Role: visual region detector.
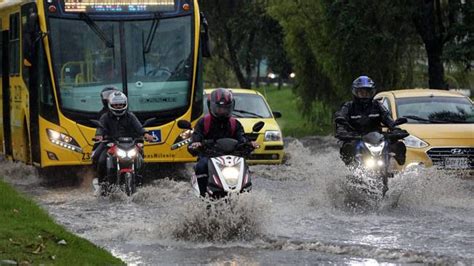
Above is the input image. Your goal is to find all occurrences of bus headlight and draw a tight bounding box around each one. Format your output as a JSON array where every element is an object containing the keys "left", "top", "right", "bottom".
[
  {"left": 46, "top": 129, "right": 82, "bottom": 153},
  {"left": 403, "top": 135, "right": 428, "bottom": 148},
  {"left": 264, "top": 130, "right": 281, "bottom": 142},
  {"left": 221, "top": 167, "right": 240, "bottom": 186}
]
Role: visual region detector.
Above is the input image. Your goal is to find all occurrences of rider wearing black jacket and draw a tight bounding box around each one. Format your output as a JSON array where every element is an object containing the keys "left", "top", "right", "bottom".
[
  {"left": 93, "top": 91, "right": 154, "bottom": 187},
  {"left": 334, "top": 76, "right": 406, "bottom": 165},
  {"left": 188, "top": 88, "right": 256, "bottom": 197}
]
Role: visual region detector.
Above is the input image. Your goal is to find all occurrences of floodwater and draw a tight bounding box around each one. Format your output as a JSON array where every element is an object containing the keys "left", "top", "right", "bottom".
[{"left": 1, "top": 138, "right": 473, "bottom": 265}]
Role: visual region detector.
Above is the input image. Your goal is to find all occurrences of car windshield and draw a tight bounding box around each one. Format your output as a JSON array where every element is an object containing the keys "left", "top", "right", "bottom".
[
  {"left": 397, "top": 96, "right": 473, "bottom": 124},
  {"left": 49, "top": 15, "right": 192, "bottom": 113},
  {"left": 204, "top": 92, "right": 273, "bottom": 118}
]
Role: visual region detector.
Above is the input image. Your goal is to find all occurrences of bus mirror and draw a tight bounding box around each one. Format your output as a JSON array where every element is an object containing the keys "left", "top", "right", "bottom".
[
  {"left": 200, "top": 12, "right": 211, "bottom": 58},
  {"left": 177, "top": 120, "right": 192, "bottom": 130}
]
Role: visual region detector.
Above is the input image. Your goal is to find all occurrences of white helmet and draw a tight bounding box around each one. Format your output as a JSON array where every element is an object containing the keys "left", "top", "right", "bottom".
[{"left": 108, "top": 91, "right": 128, "bottom": 117}]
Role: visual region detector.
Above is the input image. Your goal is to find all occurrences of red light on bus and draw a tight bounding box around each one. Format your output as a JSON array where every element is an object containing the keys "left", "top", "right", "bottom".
[
  {"left": 182, "top": 4, "right": 190, "bottom": 11},
  {"left": 48, "top": 5, "right": 57, "bottom": 13}
]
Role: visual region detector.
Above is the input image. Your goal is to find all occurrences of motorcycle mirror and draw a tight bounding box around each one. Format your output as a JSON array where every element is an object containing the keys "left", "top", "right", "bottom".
[
  {"left": 90, "top": 119, "right": 104, "bottom": 129},
  {"left": 143, "top": 117, "right": 158, "bottom": 127},
  {"left": 252, "top": 121, "right": 265, "bottom": 133},
  {"left": 394, "top": 117, "right": 408, "bottom": 126},
  {"left": 177, "top": 120, "right": 192, "bottom": 130}
]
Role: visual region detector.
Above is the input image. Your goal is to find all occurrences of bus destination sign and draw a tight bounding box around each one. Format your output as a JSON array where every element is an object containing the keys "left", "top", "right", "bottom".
[{"left": 63, "top": 0, "right": 176, "bottom": 13}]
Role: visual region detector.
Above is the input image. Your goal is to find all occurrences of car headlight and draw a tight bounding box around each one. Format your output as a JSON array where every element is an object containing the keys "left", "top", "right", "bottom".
[
  {"left": 264, "top": 130, "right": 282, "bottom": 142},
  {"left": 127, "top": 149, "right": 137, "bottom": 158},
  {"left": 116, "top": 149, "right": 127, "bottom": 158},
  {"left": 403, "top": 135, "right": 428, "bottom": 148},
  {"left": 221, "top": 167, "right": 240, "bottom": 186},
  {"left": 46, "top": 129, "right": 82, "bottom": 153}
]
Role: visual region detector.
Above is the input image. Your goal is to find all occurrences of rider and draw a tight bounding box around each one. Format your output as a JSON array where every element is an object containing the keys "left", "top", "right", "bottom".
[
  {"left": 99, "top": 86, "right": 119, "bottom": 118},
  {"left": 334, "top": 75, "right": 406, "bottom": 166},
  {"left": 93, "top": 91, "right": 154, "bottom": 192},
  {"left": 188, "top": 88, "right": 258, "bottom": 197},
  {"left": 92, "top": 86, "right": 119, "bottom": 163}
]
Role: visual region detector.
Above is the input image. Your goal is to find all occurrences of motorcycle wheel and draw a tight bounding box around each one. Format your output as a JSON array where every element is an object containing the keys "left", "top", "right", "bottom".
[{"left": 124, "top": 172, "right": 136, "bottom": 196}]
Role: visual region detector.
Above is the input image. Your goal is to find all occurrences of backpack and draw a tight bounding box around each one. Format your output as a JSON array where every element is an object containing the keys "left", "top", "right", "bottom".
[{"left": 203, "top": 114, "right": 237, "bottom": 137}]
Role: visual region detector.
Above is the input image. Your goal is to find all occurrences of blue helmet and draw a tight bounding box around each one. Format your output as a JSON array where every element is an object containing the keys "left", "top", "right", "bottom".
[{"left": 351, "top": 76, "right": 376, "bottom": 102}]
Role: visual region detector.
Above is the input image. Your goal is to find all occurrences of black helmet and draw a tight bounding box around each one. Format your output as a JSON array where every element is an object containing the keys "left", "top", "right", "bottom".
[
  {"left": 108, "top": 91, "right": 128, "bottom": 117},
  {"left": 351, "top": 76, "right": 376, "bottom": 103},
  {"left": 207, "top": 88, "right": 234, "bottom": 120},
  {"left": 100, "top": 86, "right": 119, "bottom": 108}
]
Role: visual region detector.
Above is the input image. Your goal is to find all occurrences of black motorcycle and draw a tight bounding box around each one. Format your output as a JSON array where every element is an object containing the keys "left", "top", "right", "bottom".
[{"left": 336, "top": 118, "right": 409, "bottom": 199}]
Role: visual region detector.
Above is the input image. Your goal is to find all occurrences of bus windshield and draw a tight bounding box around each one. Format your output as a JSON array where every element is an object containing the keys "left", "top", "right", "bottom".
[{"left": 49, "top": 15, "right": 193, "bottom": 113}]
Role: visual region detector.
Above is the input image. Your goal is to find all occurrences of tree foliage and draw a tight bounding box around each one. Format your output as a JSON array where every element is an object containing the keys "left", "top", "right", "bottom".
[
  {"left": 199, "top": 0, "right": 290, "bottom": 89},
  {"left": 269, "top": 0, "right": 416, "bottom": 109}
]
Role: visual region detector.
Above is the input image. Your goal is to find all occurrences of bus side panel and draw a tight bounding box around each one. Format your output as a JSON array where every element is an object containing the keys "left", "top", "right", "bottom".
[{"left": 7, "top": 10, "right": 30, "bottom": 164}]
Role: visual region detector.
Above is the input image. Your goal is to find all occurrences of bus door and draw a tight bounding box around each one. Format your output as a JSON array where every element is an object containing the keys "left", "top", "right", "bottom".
[
  {"left": 22, "top": 3, "right": 41, "bottom": 165},
  {"left": 1, "top": 30, "right": 13, "bottom": 157}
]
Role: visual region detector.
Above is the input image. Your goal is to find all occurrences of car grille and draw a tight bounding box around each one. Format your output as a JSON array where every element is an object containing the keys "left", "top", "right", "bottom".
[
  {"left": 246, "top": 133, "right": 259, "bottom": 141},
  {"left": 248, "top": 154, "right": 280, "bottom": 160},
  {"left": 426, "top": 147, "right": 474, "bottom": 169},
  {"left": 265, "top": 145, "right": 284, "bottom": 151}
]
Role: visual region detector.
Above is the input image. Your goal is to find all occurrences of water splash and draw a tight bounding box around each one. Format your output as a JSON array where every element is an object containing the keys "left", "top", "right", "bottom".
[{"left": 166, "top": 192, "right": 270, "bottom": 242}]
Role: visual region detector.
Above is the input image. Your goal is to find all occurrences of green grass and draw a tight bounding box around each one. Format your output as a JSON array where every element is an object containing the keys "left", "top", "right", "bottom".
[
  {"left": 0, "top": 180, "right": 123, "bottom": 265},
  {"left": 256, "top": 85, "right": 332, "bottom": 137}
]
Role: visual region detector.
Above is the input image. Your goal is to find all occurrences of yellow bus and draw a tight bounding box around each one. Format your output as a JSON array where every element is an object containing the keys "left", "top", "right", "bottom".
[{"left": 0, "top": 0, "right": 208, "bottom": 171}]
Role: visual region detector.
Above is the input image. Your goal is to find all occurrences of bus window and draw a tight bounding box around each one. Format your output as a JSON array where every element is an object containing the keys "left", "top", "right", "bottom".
[{"left": 9, "top": 13, "right": 20, "bottom": 75}]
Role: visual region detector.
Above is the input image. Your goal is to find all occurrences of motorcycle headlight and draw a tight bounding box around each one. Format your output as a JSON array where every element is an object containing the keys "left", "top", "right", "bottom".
[
  {"left": 365, "top": 142, "right": 385, "bottom": 155},
  {"left": 221, "top": 167, "right": 240, "bottom": 186},
  {"left": 264, "top": 130, "right": 282, "bottom": 142},
  {"left": 403, "top": 135, "right": 428, "bottom": 148},
  {"left": 364, "top": 158, "right": 376, "bottom": 168},
  {"left": 127, "top": 149, "right": 137, "bottom": 158},
  {"left": 116, "top": 149, "right": 127, "bottom": 158}
]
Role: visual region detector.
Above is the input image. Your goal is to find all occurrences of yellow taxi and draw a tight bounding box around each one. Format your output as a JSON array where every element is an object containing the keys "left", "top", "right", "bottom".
[
  {"left": 204, "top": 88, "right": 284, "bottom": 164},
  {"left": 375, "top": 89, "right": 473, "bottom": 171}
]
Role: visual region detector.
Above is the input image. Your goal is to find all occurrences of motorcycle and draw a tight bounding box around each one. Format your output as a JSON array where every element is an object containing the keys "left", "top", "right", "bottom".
[
  {"left": 172, "top": 120, "right": 265, "bottom": 199},
  {"left": 91, "top": 118, "right": 157, "bottom": 196},
  {"left": 336, "top": 117, "right": 409, "bottom": 199}
]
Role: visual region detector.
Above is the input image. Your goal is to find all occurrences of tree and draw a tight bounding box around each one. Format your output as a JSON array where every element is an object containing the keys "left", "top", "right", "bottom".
[
  {"left": 269, "top": 0, "right": 416, "bottom": 106},
  {"left": 410, "top": 0, "right": 473, "bottom": 89},
  {"left": 199, "top": 0, "right": 290, "bottom": 89}
]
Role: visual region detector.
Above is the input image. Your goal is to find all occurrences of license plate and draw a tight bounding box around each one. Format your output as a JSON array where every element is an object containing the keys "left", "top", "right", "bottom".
[
  {"left": 148, "top": 130, "right": 162, "bottom": 143},
  {"left": 444, "top": 157, "right": 470, "bottom": 169}
]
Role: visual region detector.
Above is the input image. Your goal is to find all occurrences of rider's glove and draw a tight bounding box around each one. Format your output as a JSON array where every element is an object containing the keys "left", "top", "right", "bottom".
[{"left": 189, "top": 142, "right": 202, "bottom": 150}]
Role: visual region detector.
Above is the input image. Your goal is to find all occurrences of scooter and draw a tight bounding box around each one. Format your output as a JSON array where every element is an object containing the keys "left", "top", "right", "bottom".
[
  {"left": 336, "top": 117, "right": 409, "bottom": 199},
  {"left": 172, "top": 120, "right": 265, "bottom": 199},
  {"left": 91, "top": 118, "right": 158, "bottom": 196}
]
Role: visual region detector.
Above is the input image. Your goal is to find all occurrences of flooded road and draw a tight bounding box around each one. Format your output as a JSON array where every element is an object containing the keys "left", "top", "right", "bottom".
[{"left": 2, "top": 138, "right": 473, "bottom": 264}]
